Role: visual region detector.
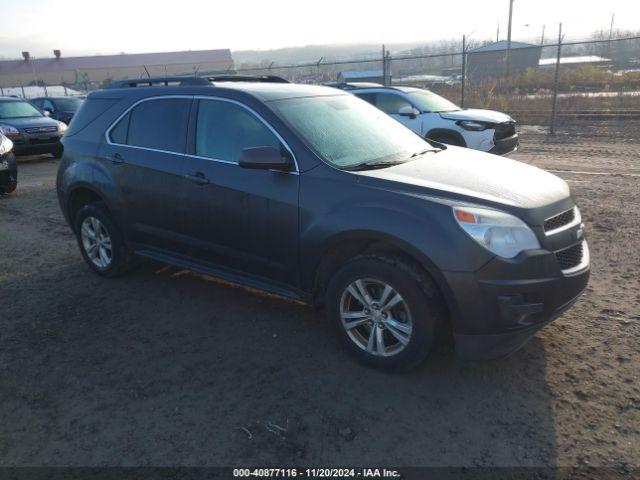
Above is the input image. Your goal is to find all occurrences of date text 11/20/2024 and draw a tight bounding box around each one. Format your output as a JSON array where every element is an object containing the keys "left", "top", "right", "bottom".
[{"left": 233, "top": 468, "right": 401, "bottom": 478}]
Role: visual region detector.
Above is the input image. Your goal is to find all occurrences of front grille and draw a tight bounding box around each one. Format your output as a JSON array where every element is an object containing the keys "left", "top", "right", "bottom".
[
  {"left": 24, "top": 126, "right": 58, "bottom": 134},
  {"left": 494, "top": 122, "right": 516, "bottom": 140},
  {"left": 555, "top": 242, "right": 584, "bottom": 271},
  {"left": 544, "top": 208, "right": 576, "bottom": 233}
]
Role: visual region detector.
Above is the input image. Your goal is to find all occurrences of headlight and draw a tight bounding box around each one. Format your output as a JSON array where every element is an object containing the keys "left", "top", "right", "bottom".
[
  {"left": 453, "top": 206, "right": 541, "bottom": 258},
  {"left": 57, "top": 121, "right": 68, "bottom": 134},
  {"left": 0, "top": 124, "right": 19, "bottom": 136},
  {"left": 457, "top": 120, "right": 490, "bottom": 131},
  {"left": 0, "top": 135, "right": 13, "bottom": 155}
]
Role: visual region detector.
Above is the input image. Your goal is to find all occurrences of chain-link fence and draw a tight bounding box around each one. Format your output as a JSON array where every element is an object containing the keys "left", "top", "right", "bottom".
[
  {"left": 235, "top": 35, "right": 640, "bottom": 131},
  {"left": 1, "top": 35, "right": 638, "bottom": 131}
]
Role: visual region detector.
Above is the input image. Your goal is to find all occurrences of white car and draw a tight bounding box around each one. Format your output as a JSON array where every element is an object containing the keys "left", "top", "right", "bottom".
[{"left": 337, "top": 84, "right": 519, "bottom": 155}]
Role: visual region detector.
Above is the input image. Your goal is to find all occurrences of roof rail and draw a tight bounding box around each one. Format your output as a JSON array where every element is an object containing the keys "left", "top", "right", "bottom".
[
  {"left": 105, "top": 76, "right": 212, "bottom": 89},
  {"left": 203, "top": 74, "right": 289, "bottom": 83},
  {"left": 105, "top": 74, "right": 289, "bottom": 89}
]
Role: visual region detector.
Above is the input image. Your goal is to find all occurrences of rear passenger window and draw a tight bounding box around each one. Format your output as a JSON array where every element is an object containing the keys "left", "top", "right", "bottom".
[
  {"left": 195, "top": 100, "right": 280, "bottom": 162},
  {"left": 125, "top": 98, "right": 190, "bottom": 152}
]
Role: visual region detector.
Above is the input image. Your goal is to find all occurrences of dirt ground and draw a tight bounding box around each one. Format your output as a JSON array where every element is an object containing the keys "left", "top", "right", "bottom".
[{"left": 0, "top": 122, "right": 638, "bottom": 474}]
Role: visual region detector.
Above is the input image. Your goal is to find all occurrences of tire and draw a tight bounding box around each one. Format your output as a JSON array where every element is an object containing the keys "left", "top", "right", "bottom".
[
  {"left": 73, "top": 201, "right": 133, "bottom": 277},
  {"left": 0, "top": 177, "right": 17, "bottom": 194},
  {"left": 427, "top": 133, "right": 464, "bottom": 147},
  {"left": 52, "top": 145, "right": 63, "bottom": 159},
  {"left": 325, "top": 254, "right": 445, "bottom": 371}
]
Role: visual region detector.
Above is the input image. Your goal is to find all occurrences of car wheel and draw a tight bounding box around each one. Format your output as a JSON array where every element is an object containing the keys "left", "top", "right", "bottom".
[
  {"left": 0, "top": 176, "right": 17, "bottom": 194},
  {"left": 428, "top": 133, "right": 463, "bottom": 147},
  {"left": 74, "top": 202, "right": 133, "bottom": 277},
  {"left": 325, "top": 254, "right": 445, "bottom": 371}
]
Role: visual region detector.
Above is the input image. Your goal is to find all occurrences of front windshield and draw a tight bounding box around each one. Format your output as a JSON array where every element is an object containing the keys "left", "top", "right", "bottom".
[
  {"left": 55, "top": 98, "right": 83, "bottom": 111},
  {"left": 269, "top": 94, "right": 434, "bottom": 169},
  {"left": 0, "top": 100, "right": 43, "bottom": 119},
  {"left": 407, "top": 90, "right": 459, "bottom": 113}
]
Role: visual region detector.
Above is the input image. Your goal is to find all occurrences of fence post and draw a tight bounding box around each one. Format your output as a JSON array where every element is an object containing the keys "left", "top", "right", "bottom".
[
  {"left": 385, "top": 51, "right": 391, "bottom": 86},
  {"left": 21, "top": 84, "right": 25, "bottom": 98},
  {"left": 549, "top": 22, "right": 563, "bottom": 135},
  {"left": 381, "top": 45, "right": 386, "bottom": 86},
  {"left": 0, "top": 86, "right": 3, "bottom": 96},
  {"left": 461, "top": 35, "right": 467, "bottom": 108}
]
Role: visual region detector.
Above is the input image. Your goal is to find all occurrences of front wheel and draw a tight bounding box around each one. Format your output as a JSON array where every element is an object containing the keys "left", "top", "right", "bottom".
[{"left": 325, "top": 254, "right": 446, "bottom": 370}]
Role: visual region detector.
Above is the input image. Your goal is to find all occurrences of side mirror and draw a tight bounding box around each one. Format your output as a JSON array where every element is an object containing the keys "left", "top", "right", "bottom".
[
  {"left": 42, "top": 109, "right": 51, "bottom": 117},
  {"left": 239, "top": 146, "right": 291, "bottom": 171},
  {"left": 398, "top": 106, "right": 418, "bottom": 118}
]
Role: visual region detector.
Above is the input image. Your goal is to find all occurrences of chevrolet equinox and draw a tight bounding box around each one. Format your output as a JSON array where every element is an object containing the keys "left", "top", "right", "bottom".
[{"left": 56, "top": 75, "right": 590, "bottom": 370}]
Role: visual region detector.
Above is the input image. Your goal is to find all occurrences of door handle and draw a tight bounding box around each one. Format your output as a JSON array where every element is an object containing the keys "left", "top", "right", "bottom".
[
  {"left": 110, "top": 152, "right": 124, "bottom": 164},
  {"left": 184, "top": 172, "right": 210, "bottom": 185}
]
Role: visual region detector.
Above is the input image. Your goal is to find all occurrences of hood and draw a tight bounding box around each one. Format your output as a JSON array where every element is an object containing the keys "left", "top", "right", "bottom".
[
  {"left": 0, "top": 116, "right": 60, "bottom": 129},
  {"left": 356, "top": 146, "right": 570, "bottom": 210},
  {"left": 439, "top": 109, "right": 513, "bottom": 124}
]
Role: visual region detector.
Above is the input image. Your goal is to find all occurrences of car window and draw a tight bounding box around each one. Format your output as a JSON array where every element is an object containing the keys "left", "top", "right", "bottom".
[
  {"left": 0, "top": 100, "right": 43, "bottom": 119},
  {"left": 196, "top": 99, "right": 280, "bottom": 162},
  {"left": 374, "top": 93, "right": 413, "bottom": 115},
  {"left": 354, "top": 92, "right": 375, "bottom": 105},
  {"left": 126, "top": 98, "right": 190, "bottom": 152},
  {"left": 32, "top": 99, "right": 43, "bottom": 108},
  {"left": 109, "top": 112, "right": 130, "bottom": 144},
  {"left": 43, "top": 99, "right": 56, "bottom": 111}
]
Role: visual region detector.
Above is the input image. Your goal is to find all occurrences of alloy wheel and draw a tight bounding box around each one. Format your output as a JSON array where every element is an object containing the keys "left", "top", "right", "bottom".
[
  {"left": 339, "top": 278, "right": 413, "bottom": 357},
  {"left": 80, "top": 216, "right": 113, "bottom": 269}
]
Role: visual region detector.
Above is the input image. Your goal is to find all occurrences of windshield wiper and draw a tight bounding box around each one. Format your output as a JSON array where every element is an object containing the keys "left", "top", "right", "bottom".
[
  {"left": 409, "top": 148, "right": 438, "bottom": 158},
  {"left": 343, "top": 160, "right": 406, "bottom": 171}
]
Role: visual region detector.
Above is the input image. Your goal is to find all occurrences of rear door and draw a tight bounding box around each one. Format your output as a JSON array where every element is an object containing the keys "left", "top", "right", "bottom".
[
  {"left": 180, "top": 97, "right": 299, "bottom": 286},
  {"left": 99, "top": 96, "right": 192, "bottom": 252}
]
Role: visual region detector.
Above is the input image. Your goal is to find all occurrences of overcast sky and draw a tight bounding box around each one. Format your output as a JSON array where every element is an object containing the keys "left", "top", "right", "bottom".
[{"left": 0, "top": 0, "right": 638, "bottom": 58}]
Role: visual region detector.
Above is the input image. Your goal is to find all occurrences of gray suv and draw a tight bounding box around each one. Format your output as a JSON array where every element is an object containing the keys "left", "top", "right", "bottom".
[{"left": 56, "top": 76, "right": 589, "bottom": 370}]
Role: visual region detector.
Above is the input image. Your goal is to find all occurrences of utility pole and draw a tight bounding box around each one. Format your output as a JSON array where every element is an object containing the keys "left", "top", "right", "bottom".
[
  {"left": 316, "top": 57, "right": 323, "bottom": 84},
  {"left": 609, "top": 13, "right": 615, "bottom": 40},
  {"left": 540, "top": 24, "right": 546, "bottom": 45},
  {"left": 496, "top": 22, "right": 500, "bottom": 42},
  {"left": 461, "top": 35, "right": 467, "bottom": 107},
  {"left": 505, "top": 0, "right": 514, "bottom": 77},
  {"left": 549, "top": 22, "right": 563, "bottom": 135}
]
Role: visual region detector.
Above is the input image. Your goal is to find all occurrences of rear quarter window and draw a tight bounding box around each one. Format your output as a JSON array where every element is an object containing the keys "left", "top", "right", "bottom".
[{"left": 65, "top": 97, "right": 119, "bottom": 137}]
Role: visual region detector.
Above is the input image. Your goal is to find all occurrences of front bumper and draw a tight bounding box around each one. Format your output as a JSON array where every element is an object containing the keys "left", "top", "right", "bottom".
[
  {"left": 0, "top": 151, "right": 18, "bottom": 189},
  {"left": 443, "top": 246, "right": 590, "bottom": 360},
  {"left": 11, "top": 132, "right": 62, "bottom": 156},
  {"left": 490, "top": 133, "right": 519, "bottom": 155}
]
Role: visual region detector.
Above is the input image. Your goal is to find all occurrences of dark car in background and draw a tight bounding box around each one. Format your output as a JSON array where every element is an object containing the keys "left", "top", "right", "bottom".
[
  {"left": 31, "top": 96, "right": 84, "bottom": 125},
  {"left": 0, "top": 133, "right": 17, "bottom": 194},
  {"left": 56, "top": 76, "right": 589, "bottom": 370},
  {"left": 0, "top": 97, "right": 67, "bottom": 157}
]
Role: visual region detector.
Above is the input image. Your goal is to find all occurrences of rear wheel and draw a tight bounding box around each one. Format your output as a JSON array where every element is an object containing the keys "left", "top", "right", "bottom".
[
  {"left": 74, "top": 202, "right": 133, "bottom": 277},
  {"left": 325, "top": 254, "right": 445, "bottom": 370}
]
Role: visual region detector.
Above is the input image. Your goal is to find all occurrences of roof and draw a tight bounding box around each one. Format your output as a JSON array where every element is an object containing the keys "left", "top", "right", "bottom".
[
  {"left": 539, "top": 55, "right": 611, "bottom": 66},
  {"left": 470, "top": 40, "right": 540, "bottom": 53},
  {"left": 338, "top": 69, "right": 384, "bottom": 80},
  {"left": 0, "top": 49, "right": 232, "bottom": 75},
  {"left": 0, "top": 85, "right": 82, "bottom": 99}
]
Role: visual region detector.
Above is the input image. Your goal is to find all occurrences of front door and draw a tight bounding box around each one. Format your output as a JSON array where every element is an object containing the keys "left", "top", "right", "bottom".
[{"left": 180, "top": 98, "right": 299, "bottom": 286}]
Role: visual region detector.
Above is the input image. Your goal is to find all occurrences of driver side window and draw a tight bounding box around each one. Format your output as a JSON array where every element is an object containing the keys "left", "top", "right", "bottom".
[
  {"left": 374, "top": 93, "right": 412, "bottom": 115},
  {"left": 195, "top": 100, "right": 281, "bottom": 163}
]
